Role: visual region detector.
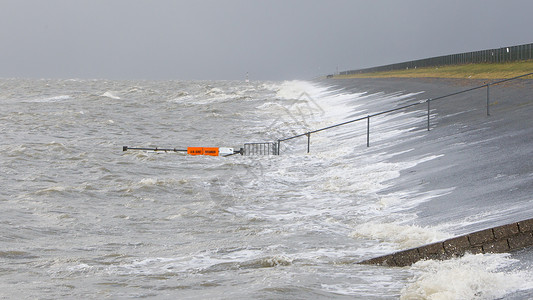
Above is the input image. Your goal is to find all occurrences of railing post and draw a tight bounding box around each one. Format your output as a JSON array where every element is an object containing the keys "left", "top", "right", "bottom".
[
  {"left": 307, "top": 132, "right": 311, "bottom": 153},
  {"left": 427, "top": 99, "right": 431, "bottom": 131},
  {"left": 272, "top": 71, "right": 530, "bottom": 155},
  {"left": 486, "top": 84, "right": 490, "bottom": 116},
  {"left": 367, "top": 116, "right": 370, "bottom": 147}
]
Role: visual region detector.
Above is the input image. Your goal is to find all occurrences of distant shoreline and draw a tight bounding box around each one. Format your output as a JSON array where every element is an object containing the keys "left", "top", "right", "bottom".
[{"left": 332, "top": 60, "right": 533, "bottom": 80}]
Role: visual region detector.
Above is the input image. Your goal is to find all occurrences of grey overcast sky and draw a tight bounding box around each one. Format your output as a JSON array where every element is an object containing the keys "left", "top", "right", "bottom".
[{"left": 1, "top": 0, "right": 532, "bottom": 80}]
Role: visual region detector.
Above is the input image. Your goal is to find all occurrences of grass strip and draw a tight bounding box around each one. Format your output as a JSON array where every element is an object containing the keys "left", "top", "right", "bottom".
[{"left": 333, "top": 60, "right": 533, "bottom": 80}]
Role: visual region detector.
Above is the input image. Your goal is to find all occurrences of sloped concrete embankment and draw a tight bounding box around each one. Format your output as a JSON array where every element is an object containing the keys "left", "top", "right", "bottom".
[{"left": 359, "top": 218, "right": 533, "bottom": 267}]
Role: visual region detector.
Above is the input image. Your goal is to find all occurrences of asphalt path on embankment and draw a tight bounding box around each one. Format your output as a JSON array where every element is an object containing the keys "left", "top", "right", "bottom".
[{"left": 320, "top": 77, "right": 533, "bottom": 236}]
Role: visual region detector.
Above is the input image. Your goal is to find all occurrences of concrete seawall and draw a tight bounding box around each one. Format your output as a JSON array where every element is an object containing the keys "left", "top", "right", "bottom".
[
  {"left": 359, "top": 218, "right": 533, "bottom": 267},
  {"left": 316, "top": 77, "right": 533, "bottom": 268}
]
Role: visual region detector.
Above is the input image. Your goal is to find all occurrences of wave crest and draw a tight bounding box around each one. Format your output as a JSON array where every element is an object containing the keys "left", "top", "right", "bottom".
[{"left": 401, "top": 253, "right": 533, "bottom": 299}]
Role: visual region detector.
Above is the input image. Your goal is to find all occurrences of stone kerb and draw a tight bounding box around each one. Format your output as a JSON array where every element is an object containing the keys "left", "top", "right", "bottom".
[{"left": 359, "top": 218, "right": 533, "bottom": 267}]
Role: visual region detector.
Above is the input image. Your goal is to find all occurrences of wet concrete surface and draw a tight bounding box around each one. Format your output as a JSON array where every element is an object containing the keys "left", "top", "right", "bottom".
[{"left": 320, "top": 77, "right": 533, "bottom": 235}]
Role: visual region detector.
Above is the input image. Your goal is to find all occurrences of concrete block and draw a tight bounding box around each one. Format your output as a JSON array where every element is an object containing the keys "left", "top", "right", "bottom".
[
  {"left": 359, "top": 254, "right": 395, "bottom": 266},
  {"left": 508, "top": 232, "right": 533, "bottom": 250},
  {"left": 493, "top": 223, "right": 520, "bottom": 239},
  {"left": 393, "top": 248, "right": 420, "bottom": 267},
  {"left": 468, "top": 228, "right": 495, "bottom": 245},
  {"left": 358, "top": 219, "right": 533, "bottom": 268},
  {"left": 418, "top": 242, "right": 446, "bottom": 260},
  {"left": 518, "top": 219, "right": 533, "bottom": 233},
  {"left": 443, "top": 236, "right": 470, "bottom": 256},
  {"left": 482, "top": 239, "right": 510, "bottom": 253},
  {"left": 467, "top": 246, "right": 484, "bottom": 254}
]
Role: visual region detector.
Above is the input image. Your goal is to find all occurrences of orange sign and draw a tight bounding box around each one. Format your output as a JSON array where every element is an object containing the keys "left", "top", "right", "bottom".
[
  {"left": 187, "top": 147, "right": 204, "bottom": 155},
  {"left": 203, "top": 147, "right": 219, "bottom": 156},
  {"left": 187, "top": 147, "right": 220, "bottom": 156}
]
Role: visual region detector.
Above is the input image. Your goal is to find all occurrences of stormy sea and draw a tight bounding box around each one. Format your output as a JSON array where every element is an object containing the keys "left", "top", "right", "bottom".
[{"left": 1, "top": 77, "right": 532, "bottom": 299}]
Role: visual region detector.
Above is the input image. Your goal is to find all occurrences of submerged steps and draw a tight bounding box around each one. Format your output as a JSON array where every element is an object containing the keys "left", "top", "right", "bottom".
[{"left": 359, "top": 218, "right": 533, "bottom": 267}]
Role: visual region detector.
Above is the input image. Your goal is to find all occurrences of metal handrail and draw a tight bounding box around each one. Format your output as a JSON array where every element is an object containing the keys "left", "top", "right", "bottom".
[{"left": 276, "top": 72, "right": 533, "bottom": 155}]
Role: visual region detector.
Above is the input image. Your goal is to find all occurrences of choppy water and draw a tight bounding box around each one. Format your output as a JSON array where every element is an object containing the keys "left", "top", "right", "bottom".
[{"left": 1, "top": 78, "right": 532, "bottom": 299}]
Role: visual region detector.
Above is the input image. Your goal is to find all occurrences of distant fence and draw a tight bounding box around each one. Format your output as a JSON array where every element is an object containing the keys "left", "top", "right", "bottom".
[{"left": 340, "top": 42, "right": 533, "bottom": 75}]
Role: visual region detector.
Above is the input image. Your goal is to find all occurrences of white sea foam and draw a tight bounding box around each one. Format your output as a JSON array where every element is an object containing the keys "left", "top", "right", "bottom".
[
  {"left": 401, "top": 253, "right": 533, "bottom": 300},
  {"left": 101, "top": 91, "right": 121, "bottom": 99},
  {"left": 33, "top": 185, "right": 68, "bottom": 195},
  {"left": 100, "top": 247, "right": 294, "bottom": 277},
  {"left": 275, "top": 80, "right": 317, "bottom": 100},
  {"left": 25, "top": 95, "right": 71, "bottom": 103},
  {"left": 131, "top": 177, "right": 191, "bottom": 189},
  {"left": 351, "top": 222, "right": 452, "bottom": 250}
]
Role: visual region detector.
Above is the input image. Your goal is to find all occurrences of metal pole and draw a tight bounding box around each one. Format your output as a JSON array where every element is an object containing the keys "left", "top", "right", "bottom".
[
  {"left": 487, "top": 84, "right": 490, "bottom": 116},
  {"left": 307, "top": 133, "right": 310, "bottom": 153},
  {"left": 427, "top": 99, "right": 431, "bottom": 131},
  {"left": 367, "top": 116, "right": 370, "bottom": 147}
]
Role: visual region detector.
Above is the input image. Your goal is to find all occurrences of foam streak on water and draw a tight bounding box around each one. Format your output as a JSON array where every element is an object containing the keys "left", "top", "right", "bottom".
[{"left": 0, "top": 78, "right": 531, "bottom": 299}]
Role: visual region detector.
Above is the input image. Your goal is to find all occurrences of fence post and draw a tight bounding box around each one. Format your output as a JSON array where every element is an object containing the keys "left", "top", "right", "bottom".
[
  {"left": 367, "top": 116, "right": 370, "bottom": 147},
  {"left": 307, "top": 133, "right": 311, "bottom": 153},
  {"left": 277, "top": 140, "right": 281, "bottom": 155},
  {"left": 487, "top": 84, "right": 490, "bottom": 116},
  {"left": 427, "top": 99, "right": 431, "bottom": 131}
]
